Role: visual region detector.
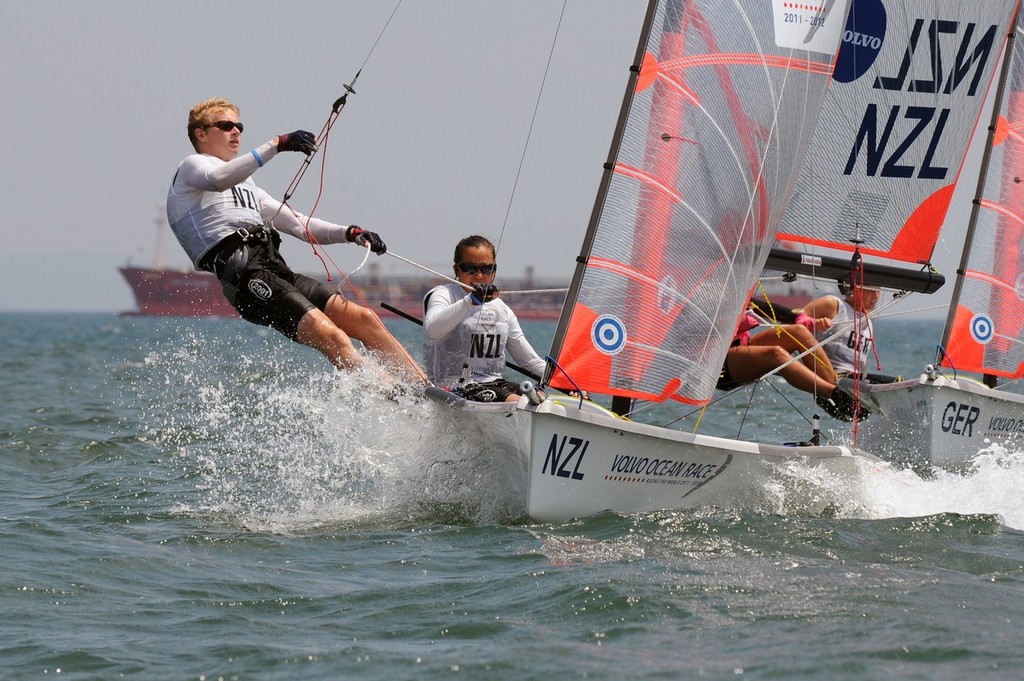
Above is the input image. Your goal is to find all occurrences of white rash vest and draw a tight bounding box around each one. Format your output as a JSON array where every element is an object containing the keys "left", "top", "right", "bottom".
[
  {"left": 166, "top": 141, "right": 349, "bottom": 268},
  {"left": 422, "top": 282, "right": 547, "bottom": 387}
]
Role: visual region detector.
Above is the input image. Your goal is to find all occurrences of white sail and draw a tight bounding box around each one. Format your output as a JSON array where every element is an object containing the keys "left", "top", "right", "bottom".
[
  {"left": 849, "top": 6, "right": 1024, "bottom": 473},
  {"left": 778, "top": 0, "right": 1019, "bottom": 265},
  {"left": 547, "top": 0, "right": 850, "bottom": 405}
]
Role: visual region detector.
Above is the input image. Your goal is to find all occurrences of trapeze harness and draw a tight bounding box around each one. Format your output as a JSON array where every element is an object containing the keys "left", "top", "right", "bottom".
[{"left": 167, "top": 149, "right": 349, "bottom": 338}]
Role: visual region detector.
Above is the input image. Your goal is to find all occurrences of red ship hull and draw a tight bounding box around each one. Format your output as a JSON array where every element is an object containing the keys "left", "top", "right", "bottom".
[
  {"left": 119, "top": 266, "right": 816, "bottom": 321},
  {"left": 118, "top": 267, "right": 567, "bottom": 320},
  {"left": 119, "top": 267, "right": 238, "bottom": 317}
]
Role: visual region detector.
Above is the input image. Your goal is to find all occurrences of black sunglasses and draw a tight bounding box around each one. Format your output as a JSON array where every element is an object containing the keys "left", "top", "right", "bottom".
[
  {"left": 206, "top": 120, "right": 244, "bottom": 133},
  {"left": 456, "top": 263, "right": 496, "bottom": 275}
]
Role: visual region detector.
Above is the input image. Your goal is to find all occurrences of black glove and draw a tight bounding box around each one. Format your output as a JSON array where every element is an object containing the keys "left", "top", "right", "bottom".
[
  {"left": 346, "top": 225, "right": 387, "bottom": 255},
  {"left": 471, "top": 283, "right": 498, "bottom": 305},
  {"left": 277, "top": 130, "right": 318, "bottom": 155}
]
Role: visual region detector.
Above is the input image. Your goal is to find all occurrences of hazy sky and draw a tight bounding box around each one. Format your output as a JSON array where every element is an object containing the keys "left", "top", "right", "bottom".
[
  {"left": 0, "top": 0, "right": 972, "bottom": 316},
  {"left": 1, "top": 0, "right": 649, "bottom": 312}
]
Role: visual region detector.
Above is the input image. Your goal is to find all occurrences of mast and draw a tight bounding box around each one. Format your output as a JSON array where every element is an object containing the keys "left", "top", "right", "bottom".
[
  {"left": 544, "top": 0, "right": 660, "bottom": 415},
  {"left": 938, "top": 6, "right": 1021, "bottom": 386}
]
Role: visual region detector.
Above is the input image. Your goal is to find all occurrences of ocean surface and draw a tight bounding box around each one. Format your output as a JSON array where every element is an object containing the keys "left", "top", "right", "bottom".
[{"left": 2, "top": 312, "right": 1023, "bottom": 680}]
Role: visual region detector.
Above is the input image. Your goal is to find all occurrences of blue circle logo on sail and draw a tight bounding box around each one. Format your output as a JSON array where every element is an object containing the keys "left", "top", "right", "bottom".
[
  {"left": 833, "top": 0, "right": 887, "bottom": 84},
  {"left": 592, "top": 314, "right": 626, "bottom": 355},
  {"left": 1015, "top": 273, "right": 1024, "bottom": 300},
  {"left": 970, "top": 313, "right": 994, "bottom": 345}
]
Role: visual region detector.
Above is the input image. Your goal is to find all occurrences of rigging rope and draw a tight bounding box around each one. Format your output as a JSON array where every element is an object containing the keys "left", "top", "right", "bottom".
[
  {"left": 387, "top": 250, "right": 569, "bottom": 296},
  {"left": 265, "top": 1, "right": 404, "bottom": 304},
  {"left": 492, "top": 0, "right": 570, "bottom": 260}
]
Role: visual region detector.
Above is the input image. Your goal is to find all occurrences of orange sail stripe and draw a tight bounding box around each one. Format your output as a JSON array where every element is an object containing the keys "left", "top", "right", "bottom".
[
  {"left": 994, "top": 114, "right": 1011, "bottom": 146},
  {"left": 548, "top": 304, "right": 707, "bottom": 406},
  {"left": 979, "top": 198, "right": 1024, "bottom": 232},
  {"left": 943, "top": 304, "right": 988, "bottom": 372},
  {"left": 887, "top": 185, "right": 956, "bottom": 261},
  {"left": 619, "top": 14, "right": 694, "bottom": 391},
  {"left": 962, "top": 267, "right": 1021, "bottom": 293},
  {"left": 614, "top": 163, "right": 684, "bottom": 203},
  {"left": 636, "top": 51, "right": 660, "bottom": 92},
  {"left": 658, "top": 53, "right": 835, "bottom": 76}
]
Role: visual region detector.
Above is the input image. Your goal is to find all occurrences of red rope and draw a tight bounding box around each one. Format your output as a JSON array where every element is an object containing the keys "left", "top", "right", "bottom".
[
  {"left": 280, "top": 103, "right": 375, "bottom": 313},
  {"left": 849, "top": 252, "right": 867, "bottom": 441}
]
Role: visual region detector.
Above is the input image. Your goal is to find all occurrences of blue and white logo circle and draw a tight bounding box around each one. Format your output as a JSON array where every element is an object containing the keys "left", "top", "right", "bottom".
[
  {"left": 970, "top": 313, "right": 994, "bottom": 345},
  {"left": 592, "top": 314, "right": 626, "bottom": 355},
  {"left": 1015, "top": 273, "right": 1024, "bottom": 300}
]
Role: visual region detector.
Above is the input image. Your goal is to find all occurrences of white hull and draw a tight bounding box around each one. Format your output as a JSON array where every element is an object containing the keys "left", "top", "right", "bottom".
[
  {"left": 858, "top": 375, "right": 1024, "bottom": 472},
  {"left": 425, "top": 387, "right": 881, "bottom": 522}
]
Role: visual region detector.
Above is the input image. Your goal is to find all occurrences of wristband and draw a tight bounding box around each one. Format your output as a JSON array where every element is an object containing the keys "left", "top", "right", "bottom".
[{"left": 251, "top": 149, "right": 264, "bottom": 167}]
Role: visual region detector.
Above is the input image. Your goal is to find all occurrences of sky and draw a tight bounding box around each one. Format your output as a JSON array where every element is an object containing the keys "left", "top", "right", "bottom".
[
  {"left": 0, "top": 0, "right": 974, "bottom": 317},
  {"left": 0, "top": 0, "right": 647, "bottom": 313}
]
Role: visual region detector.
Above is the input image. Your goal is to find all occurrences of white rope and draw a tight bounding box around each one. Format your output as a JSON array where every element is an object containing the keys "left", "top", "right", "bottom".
[
  {"left": 386, "top": 251, "right": 464, "bottom": 288},
  {"left": 501, "top": 288, "right": 568, "bottom": 295},
  {"left": 346, "top": 242, "right": 373, "bottom": 276},
  {"left": 385, "top": 251, "right": 568, "bottom": 297}
]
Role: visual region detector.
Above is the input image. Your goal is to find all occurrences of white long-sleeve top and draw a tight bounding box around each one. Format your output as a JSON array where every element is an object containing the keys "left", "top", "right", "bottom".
[
  {"left": 423, "top": 282, "right": 547, "bottom": 387},
  {"left": 166, "top": 141, "right": 349, "bottom": 267}
]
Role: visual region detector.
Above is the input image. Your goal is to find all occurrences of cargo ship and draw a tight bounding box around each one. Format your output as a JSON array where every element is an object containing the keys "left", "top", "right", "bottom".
[
  {"left": 119, "top": 266, "right": 238, "bottom": 317},
  {"left": 118, "top": 262, "right": 569, "bottom": 320},
  {"left": 121, "top": 210, "right": 572, "bottom": 318},
  {"left": 118, "top": 263, "right": 819, "bottom": 321},
  {"left": 120, "top": 213, "right": 813, "bottom": 320}
]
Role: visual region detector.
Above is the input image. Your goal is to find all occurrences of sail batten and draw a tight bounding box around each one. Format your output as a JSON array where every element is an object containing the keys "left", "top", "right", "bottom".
[{"left": 546, "top": 0, "right": 852, "bottom": 404}]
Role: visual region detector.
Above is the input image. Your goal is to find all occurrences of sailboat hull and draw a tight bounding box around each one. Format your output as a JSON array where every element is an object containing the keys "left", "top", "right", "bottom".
[
  {"left": 426, "top": 387, "right": 880, "bottom": 522},
  {"left": 858, "top": 376, "right": 1024, "bottom": 472}
]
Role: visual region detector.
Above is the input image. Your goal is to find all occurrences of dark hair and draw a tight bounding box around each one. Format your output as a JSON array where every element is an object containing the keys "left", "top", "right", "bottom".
[{"left": 454, "top": 235, "right": 496, "bottom": 263}]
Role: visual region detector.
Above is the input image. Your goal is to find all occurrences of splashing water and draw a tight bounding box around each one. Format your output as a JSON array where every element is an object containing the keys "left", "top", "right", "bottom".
[
  {"left": 136, "top": 329, "right": 528, "bottom": 531},
  {"left": 760, "top": 444, "right": 1024, "bottom": 530},
  {"left": 135, "top": 329, "right": 1024, "bottom": 532},
  {"left": 851, "top": 444, "right": 1024, "bottom": 529}
]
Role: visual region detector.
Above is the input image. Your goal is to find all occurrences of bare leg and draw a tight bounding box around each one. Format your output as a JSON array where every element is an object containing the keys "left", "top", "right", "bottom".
[
  {"left": 749, "top": 325, "right": 836, "bottom": 385},
  {"left": 323, "top": 294, "right": 428, "bottom": 382},
  {"left": 725, "top": 345, "right": 835, "bottom": 397},
  {"left": 295, "top": 308, "right": 364, "bottom": 370}
]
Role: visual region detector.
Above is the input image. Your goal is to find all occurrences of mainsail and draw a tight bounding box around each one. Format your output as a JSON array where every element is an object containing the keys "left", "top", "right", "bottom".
[
  {"left": 942, "top": 9, "right": 1024, "bottom": 379},
  {"left": 546, "top": 0, "right": 850, "bottom": 405},
  {"left": 777, "top": 0, "right": 1019, "bottom": 265}
]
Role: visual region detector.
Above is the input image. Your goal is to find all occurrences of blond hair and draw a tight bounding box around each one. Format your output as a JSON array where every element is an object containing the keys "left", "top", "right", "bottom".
[{"left": 187, "top": 98, "right": 239, "bottom": 150}]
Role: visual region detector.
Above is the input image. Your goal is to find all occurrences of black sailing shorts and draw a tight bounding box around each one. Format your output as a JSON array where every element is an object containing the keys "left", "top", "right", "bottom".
[{"left": 219, "top": 238, "right": 335, "bottom": 340}]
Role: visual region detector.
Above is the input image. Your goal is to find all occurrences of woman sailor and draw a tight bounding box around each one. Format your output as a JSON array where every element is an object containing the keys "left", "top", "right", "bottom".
[{"left": 423, "top": 235, "right": 546, "bottom": 402}]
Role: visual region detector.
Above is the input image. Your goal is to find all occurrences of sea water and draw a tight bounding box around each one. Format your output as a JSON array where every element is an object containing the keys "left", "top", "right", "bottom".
[{"left": 1, "top": 312, "right": 1022, "bottom": 679}]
